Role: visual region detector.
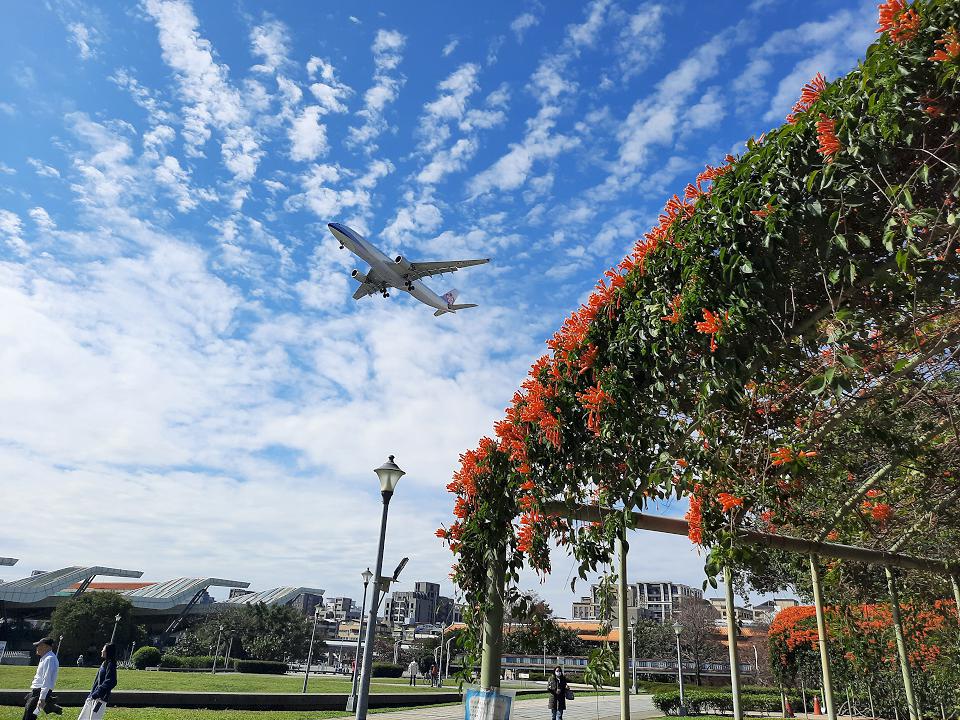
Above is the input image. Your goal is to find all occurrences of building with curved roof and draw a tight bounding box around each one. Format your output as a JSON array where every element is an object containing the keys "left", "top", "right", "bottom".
[{"left": 0, "top": 566, "right": 143, "bottom": 606}]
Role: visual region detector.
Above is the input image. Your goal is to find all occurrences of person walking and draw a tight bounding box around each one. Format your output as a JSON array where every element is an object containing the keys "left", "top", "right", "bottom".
[
  {"left": 546, "top": 666, "right": 569, "bottom": 720},
  {"left": 78, "top": 643, "right": 117, "bottom": 720},
  {"left": 23, "top": 637, "right": 62, "bottom": 718},
  {"left": 76, "top": 655, "right": 84, "bottom": 668},
  {"left": 407, "top": 659, "right": 419, "bottom": 686},
  {"left": 429, "top": 663, "right": 438, "bottom": 687}
]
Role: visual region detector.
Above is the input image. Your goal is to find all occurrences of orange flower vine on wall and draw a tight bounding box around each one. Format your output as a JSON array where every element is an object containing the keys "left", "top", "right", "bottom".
[
  {"left": 877, "top": 0, "right": 920, "bottom": 43},
  {"left": 718, "top": 493, "right": 744, "bottom": 513},
  {"left": 930, "top": 27, "right": 960, "bottom": 62},
  {"left": 577, "top": 383, "right": 615, "bottom": 436},
  {"left": 787, "top": 72, "right": 828, "bottom": 123}
]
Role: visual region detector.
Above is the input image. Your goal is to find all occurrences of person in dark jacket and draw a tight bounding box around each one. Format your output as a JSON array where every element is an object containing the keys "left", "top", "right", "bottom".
[
  {"left": 79, "top": 644, "right": 117, "bottom": 719},
  {"left": 546, "top": 666, "right": 569, "bottom": 720}
]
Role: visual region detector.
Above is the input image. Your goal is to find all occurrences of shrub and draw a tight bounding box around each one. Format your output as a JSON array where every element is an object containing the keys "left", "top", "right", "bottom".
[
  {"left": 234, "top": 659, "right": 288, "bottom": 674},
  {"left": 371, "top": 662, "right": 404, "bottom": 678},
  {"left": 182, "top": 655, "right": 216, "bottom": 669},
  {"left": 131, "top": 646, "right": 161, "bottom": 669},
  {"left": 653, "top": 688, "right": 793, "bottom": 715},
  {"left": 159, "top": 654, "right": 183, "bottom": 668}
]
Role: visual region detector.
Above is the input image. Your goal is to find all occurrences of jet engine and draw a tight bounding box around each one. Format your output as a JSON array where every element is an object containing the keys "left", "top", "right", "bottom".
[
  {"left": 394, "top": 255, "right": 412, "bottom": 272},
  {"left": 351, "top": 269, "right": 368, "bottom": 283}
]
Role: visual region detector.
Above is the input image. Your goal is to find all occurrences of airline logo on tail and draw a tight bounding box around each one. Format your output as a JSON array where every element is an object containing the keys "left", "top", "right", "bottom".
[{"left": 442, "top": 289, "right": 460, "bottom": 306}]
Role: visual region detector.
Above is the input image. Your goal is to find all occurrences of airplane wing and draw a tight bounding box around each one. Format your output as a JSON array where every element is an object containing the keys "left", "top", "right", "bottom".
[
  {"left": 406, "top": 258, "right": 490, "bottom": 281},
  {"left": 352, "top": 282, "right": 379, "bottom": 300}
]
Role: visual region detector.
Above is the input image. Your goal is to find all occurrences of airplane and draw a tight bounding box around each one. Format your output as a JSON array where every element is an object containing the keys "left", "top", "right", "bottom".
[{"left": 327, "top": 222, "right": 490, "bottom": 316}]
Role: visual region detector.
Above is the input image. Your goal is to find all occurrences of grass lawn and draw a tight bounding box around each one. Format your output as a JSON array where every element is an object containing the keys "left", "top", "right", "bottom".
[{"left": 0, "top": 667, "right": 455, "bottom": 694}]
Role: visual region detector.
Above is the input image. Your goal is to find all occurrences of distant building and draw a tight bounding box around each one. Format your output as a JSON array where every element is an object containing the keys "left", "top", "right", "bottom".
[
  {"left": 288, "top": 591, "right": 324, "bottom": 617},
  {"left": 324, "top": 596, "right": 361, "bottom": 622},
  {"left": 571, "top": 580, "right": 703, "bottom": 623},
  {"left": 229, "top": 588, "right": 254, "bottom": 599},
  {"left": 707, "top": 597, "right": 798, "bottom": 625},
  {"left": 384, "top": 582, "right": 461, "bottom": 627}
]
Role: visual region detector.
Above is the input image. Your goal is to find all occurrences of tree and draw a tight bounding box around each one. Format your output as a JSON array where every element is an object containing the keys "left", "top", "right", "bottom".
[
  {"left": 175, "top": 604, "right": 313, "bottom": 662},
  {"left": 629, "top": 618, "right": 674, "bottom": 660},
  {"left": 673, "top": 597, "right": 724, "bottom": 686},
  {"left": 50, "top": 593, "right": 139, "bottom": 662},
  {"left": 502, "top": 616, "right": 586, "bottom": 657}
]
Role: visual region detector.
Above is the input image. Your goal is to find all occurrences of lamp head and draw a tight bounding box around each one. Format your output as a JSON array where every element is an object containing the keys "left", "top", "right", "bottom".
[
  {"left": 374, "top": 455, "right": 405, "bottom": 493},
  {"left": 361, "top": 568, "right": 374, "bottom": 584},
  {"left": 672, "top": 621, "right": 683, "bottom": 636},
  {"left": 115, "top": 614, "right": 121, "bottom": 622}
]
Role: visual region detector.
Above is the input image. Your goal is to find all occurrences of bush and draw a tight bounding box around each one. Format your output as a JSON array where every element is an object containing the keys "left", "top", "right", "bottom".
[
  {"left": 652, "top": 689, "right": 794, "bottom": 715},
  {"left": 234, "top": 659, "right": 288, "bottom": 674},
  {"left": 131, "top": 646, "right": 161, "bottom": 669},
  {"left": 371, "top": 662, "right": 404, "bottom": 678},
  {"left": 159, "top": 654, "right": 183, "bottom": 668}
]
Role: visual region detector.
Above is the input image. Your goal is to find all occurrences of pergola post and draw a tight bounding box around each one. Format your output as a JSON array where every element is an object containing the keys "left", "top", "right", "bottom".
[
  {"left": 479, "top": 542, "right": 506, "bottom": 690},
  {"left": 950, "top": 574, "right": 960, "bottom": 620},
  {"left": 723, "top": 566, "right": 743, "bottom": 720},
  {"left": 885, "top": 566, "right": 920, "bottom": 720},
  {"left": 615, "top": 532, "right": 630, "bottom": 720},
  {"left": 808, "top": 556, "right": 837, "bottom": 720}
]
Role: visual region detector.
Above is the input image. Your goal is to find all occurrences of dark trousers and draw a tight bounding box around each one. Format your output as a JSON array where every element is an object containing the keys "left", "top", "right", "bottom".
[{"left": 22, "top": 688, "right": 59, "bottom": 719}]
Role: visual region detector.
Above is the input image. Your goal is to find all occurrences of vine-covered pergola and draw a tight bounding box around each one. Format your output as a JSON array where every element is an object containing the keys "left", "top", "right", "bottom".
[{"left": 439, "top": 2, "right": 960, "bottom": 719}]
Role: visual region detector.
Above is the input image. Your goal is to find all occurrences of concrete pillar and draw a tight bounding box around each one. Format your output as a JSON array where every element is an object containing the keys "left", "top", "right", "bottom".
[{"left": 479, "top": 543, "right": 506, "bottom": 690}]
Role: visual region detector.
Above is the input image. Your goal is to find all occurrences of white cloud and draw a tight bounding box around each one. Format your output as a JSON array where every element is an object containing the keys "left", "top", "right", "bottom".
[
  {"left": 0, "top": 102, "right": 14, "bottom": 116},
  {"left": 288, "top": 106, "right": 329, "bottom": 162},
  {"left": 0, "top": 209, "right": 27, "bottom": 254},
  {"left": 467, "top": 105, "right": 578, "bottom": 197},
  {"left": 250, "top": 19, "right": 290, "bottom": 74},
  {"left": 347, "top": 29, "right": 407, "bottom": 151},
  {"left": 684, "top": 86, "right": 725, "bottom": 131},
  {"left": 27, "top": 158, "right": 61, "bottom": 178},
  {"left": 614, "top": 4, "right": 666, "bottom": 81},
  {"left": 442, "top": 39, "right": 459, "bottom": 57},
  {"left": 382, "top": 200, "right": 443, "bottom": 246},
  {"left": 110, "top": 69, "right": 174, "bottom": 123},
  {"left": 0, "top": 162, "right": 15, "bottom": 175},
  {"left": 67, "top": 22, "right": 99, "bottom": 60},
  {"left": 510, "top": 12, "right": 539, "bottom": 43},
  {"left": 29, "top": 207, "right": 56, "bottom": 231},
  {"left": 306, "top": 58, "right": 353, "bottom": 114},
  {"left": 348, "top": 15, "right": 361, "bottom": 25},
  {"left": 143, "top": 0, "right": 262, "bottom": 191}
]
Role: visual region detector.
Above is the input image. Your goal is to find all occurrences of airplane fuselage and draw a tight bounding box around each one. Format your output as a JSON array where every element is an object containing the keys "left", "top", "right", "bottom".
[{"left": 327, "top": 223, "right": 460, "bottom": 313}]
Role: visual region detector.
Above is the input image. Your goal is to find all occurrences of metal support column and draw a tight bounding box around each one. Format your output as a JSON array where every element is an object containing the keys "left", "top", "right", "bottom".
[
  {"left": 808, "top": 556, "right": 837, "bottom": 720},
  {"left": 616, "top": 533, "right": 630, "bottom": 720},
  {"left": 885, "top": 567, "right": 920, "bottom": 720},
  {"left": 723, "top": 566, "right": 743, "bottom": 720},
  {"left": 479, "top": 542, "right": 506, "bottom": 690},
  {"left": 951, "top": 574, "right": 960, "bottom": 620}
]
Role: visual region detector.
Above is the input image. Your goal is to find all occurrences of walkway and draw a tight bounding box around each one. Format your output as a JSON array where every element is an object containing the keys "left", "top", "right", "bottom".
[{"left": 372, "top": 692, "right": 660, "bottom": 720}]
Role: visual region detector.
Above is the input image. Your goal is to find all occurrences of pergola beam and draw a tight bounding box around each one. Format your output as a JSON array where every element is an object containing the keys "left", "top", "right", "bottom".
[{"left": 540, "top": 502, "right": 959, "bottom": 576}]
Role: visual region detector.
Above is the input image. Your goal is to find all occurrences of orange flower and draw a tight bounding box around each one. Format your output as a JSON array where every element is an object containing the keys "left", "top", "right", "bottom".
[
  {"left": 435, "top": 528, "right": 448, "bottom": 539},
  {"left": 877, "top": 0, "right": 920, "bottom": 43},
  {"left": 718, "top": 493, "right": 744, "bottom": 512},
  {"left": 751, "top": 202, "right": 774, "bottom": 219},
  {"left": 871, "top": 502, "right": 894, "bottom": 524},
  {"left": 661, "top": 294, "right": 683, "bottom": 324},
  {"left": 577, "top": 383, "right": 615, "bottom": 436},
  {"left": 930, "top": 27, "right": 960, "bottom": 62},
  {"left": 786, "top": 72, "right": 827, "bottom": 123},
  {"left": 685, "top": 492, "right": 704, "bottom": 545},
  {"left": 676, "top": 458, "right": 688, "bottom": 468},
  {"left": 695, "top": 308, "right": 728, "bottom": 352},
  {"left": 816, "top": 114, "right": 842, "bottom": 161}
]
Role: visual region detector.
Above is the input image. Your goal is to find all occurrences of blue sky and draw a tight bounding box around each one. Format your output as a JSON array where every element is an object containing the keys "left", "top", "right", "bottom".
[{"left": 0, "top": 0, "right": 877, "bottom": 613}]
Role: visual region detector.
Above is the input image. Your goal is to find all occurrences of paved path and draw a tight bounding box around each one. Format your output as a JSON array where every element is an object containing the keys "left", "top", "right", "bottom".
[{"left": 371, "top": 693, "right": 660, "bottom": 720}]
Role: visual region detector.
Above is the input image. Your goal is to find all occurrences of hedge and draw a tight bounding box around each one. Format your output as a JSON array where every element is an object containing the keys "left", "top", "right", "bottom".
[
  {"left": 159, "top": 654, "right": 216, "bottom": 669},
  {"left": 234, "top": 659, "right": 288, "bottom": 674},
  {"left": 372, "top": 662, "right": 404, "bottom": 678},
  {"left": 653, "top": 689, "right": 802, "bottom": 715},
  {"left": 131, "top": 646, "right": 161, "bottom": 670}
]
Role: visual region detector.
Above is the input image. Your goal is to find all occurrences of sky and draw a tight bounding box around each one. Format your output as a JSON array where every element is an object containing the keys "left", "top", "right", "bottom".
[{"left": 0, "top": 0, "right": 879, "bottom": 616}]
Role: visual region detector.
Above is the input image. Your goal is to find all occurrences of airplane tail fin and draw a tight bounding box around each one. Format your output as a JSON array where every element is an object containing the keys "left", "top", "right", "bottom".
[{"left": 441, "top": 289, "right": 460, "bottom": 305}]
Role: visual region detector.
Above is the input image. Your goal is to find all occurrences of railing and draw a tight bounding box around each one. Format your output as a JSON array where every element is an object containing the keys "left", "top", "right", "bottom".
[{"left": 500, "top": 654, "right": 752, "bottom": 676}]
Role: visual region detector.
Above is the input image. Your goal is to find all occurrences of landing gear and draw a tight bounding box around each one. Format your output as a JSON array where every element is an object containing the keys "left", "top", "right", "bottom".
[
  {"left": 404, "top": 282, "right": 413, "bottom": 291},
  {"left": 382, "top": 291, "right": 390, "bottom": 298},
  {"left": 338, "top": 244, "right": 344, "bottom": 250}
]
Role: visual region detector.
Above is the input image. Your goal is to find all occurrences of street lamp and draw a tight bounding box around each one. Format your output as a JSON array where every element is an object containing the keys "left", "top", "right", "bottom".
[
  {"left": 347, "top": 568, "right": 374, "bottom": 711},
  {"left": 303, "top": 607, "right": 321, "bottom": 693},
  {"left": 672, "top": 621, "right": 685, "bottom": 714},
  {"left": 354, "top": 455, "right": 405, "bottom": 720},
  {"left": 110, "top": 614, "right": 122, "bottom": 643},
  {"left": 630, "top": 621, "right": 637, "bottom": 695},
  {"left": 211, "top": 625, "right": 224, "bottom": 674}
]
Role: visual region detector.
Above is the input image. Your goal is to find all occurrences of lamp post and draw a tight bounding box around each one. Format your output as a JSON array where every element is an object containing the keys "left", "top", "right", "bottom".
[
  {"left": 347, "top": 569, "right": 374, "bottom": 711},
  {"left": 543, "top": 639, "right": 547, "bottom": 675},
  {"left": 303, "top": 607, "right": 321, "bottom": 693},
  {"left": 630, "top": 621, "right": 637, "bottom": 694},
  {"left": 753, "top": 644, "right": 760, "bottom": 679},
  {"left": 110, "top": 614, "right": 122, "bottom": 643},
  {"left": 444, "top": 636, "right": 455, "bottom": 680},
  {"left": 672, "top": 621, "right": 685, "bottom": 713},
  {"left": 354, "top": 455, "right": 405, "bottom": 720}
]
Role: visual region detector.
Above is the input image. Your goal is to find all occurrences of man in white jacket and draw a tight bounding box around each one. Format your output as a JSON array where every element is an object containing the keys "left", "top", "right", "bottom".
[
  {"left": 407, "top": 659, "right": 419, "bottom": 686},
  {"left": 23, "top": 637, "right": 62, "bottom": 718}
]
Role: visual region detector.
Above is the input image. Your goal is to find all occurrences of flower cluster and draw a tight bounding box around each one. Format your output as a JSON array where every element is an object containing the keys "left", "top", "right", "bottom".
[
  {"left": 786, "top": 73, "right": 828, "bottom": 124},
  {"left": 877, "top": 0, "right": 921, "bottom": 43},
  {"left": 816, "top": 114, "right": 842, "bottom": 160}
]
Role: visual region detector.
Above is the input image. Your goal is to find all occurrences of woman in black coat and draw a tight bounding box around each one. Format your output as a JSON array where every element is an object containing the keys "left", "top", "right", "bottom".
[
  {"left": 546, "top": 665, "right": 569, "bottom": 720},
  {"left": 80, "top": 643, "right": 117, "bottom": 719}
]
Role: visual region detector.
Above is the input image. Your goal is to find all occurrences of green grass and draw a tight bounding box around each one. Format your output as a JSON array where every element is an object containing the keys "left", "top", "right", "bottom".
[{"left": 0, "top": 667, "right": 448, "bottom": 694}]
